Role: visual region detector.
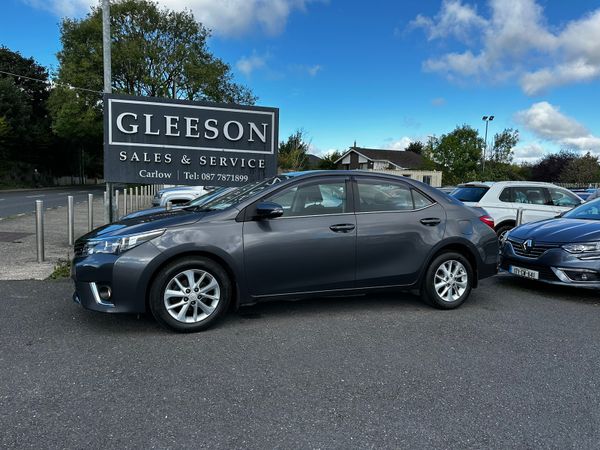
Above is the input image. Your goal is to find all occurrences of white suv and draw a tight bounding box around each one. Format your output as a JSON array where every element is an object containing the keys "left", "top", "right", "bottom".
[{"left": 451, "top": 181, "right": 583, "bottom": 238}]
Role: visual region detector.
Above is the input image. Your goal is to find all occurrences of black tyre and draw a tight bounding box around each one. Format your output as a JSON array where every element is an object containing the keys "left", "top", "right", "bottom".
[
  {"left": 421, "top": 252, "right": 473, "bottom": 309},
  {"left": 496, "top": 224, "right": 513, "bottom": 241},
  {"left": 149, "top": 257, "right": 231, "bottom": 332}
]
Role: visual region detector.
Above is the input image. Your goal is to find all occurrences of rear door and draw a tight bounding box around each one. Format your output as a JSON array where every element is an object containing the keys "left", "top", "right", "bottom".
[
  {"left": 510, "top": 185, "right": 555, "bottom": 223},
  {"left": 354, "top": 177, "right": 446, "bottom": 287},
  {"left": 243, "top": 177, "right": 356, "bottom": 296}
]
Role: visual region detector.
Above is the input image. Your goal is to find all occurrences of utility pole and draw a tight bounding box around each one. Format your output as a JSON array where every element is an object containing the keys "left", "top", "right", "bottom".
[{"left": 102, "top": 0, "right": 114, "bottom": 222}]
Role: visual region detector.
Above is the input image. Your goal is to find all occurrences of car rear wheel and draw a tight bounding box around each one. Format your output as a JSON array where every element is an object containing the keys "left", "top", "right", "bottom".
[
  {"left": 421, "top": 252, "right": 473, "bottom": 309},
  {"left": 149, "top": 257, "right": 231, "bottom": 332}
]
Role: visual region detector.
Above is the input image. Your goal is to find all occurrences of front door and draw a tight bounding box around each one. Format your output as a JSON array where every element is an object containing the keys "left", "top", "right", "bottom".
[{"left": 243, "top": 177, "right": 356, "bottom": 297}]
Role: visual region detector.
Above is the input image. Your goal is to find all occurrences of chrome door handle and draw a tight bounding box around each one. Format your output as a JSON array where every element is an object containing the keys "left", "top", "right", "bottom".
[{"left": 329, "top": 224, "right": 356, "bottom": 233}]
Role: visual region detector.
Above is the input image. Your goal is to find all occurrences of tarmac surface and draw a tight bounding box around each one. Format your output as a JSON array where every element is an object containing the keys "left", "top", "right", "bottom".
[
  {"left": 1, "top": 275, "right": 599, "bottom": 449},
  {"left": 0, "top": 185, "right": 106, "bottom": 218}
]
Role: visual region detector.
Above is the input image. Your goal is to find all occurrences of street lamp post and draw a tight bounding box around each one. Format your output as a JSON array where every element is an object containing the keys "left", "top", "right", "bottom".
[{"left": 482, "top": 115, "right": 494, "bottom": 174}]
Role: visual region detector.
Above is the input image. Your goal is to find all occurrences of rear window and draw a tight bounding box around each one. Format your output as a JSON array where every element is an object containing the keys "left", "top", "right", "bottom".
[{"left": 451, "top": 186, "right": 489, "bottom": 202}]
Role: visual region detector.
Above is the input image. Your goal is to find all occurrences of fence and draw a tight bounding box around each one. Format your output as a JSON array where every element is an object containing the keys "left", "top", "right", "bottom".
[{"left": 553, "top": 182, "right": 600, "bottom": 189}]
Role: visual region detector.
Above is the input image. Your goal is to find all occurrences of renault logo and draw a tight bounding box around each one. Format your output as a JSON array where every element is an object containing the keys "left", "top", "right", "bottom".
[{"left": 523, "top": 239, "right": 533, "bottom": 252}]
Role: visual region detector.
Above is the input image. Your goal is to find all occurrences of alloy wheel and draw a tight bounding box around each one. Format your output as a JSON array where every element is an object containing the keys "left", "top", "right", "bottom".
[
  {"left": 433, "top": 260, "right": 468, "bottom": 302},
  {"left": 163, "top": 269, "right": 221, "bottom": 323}
]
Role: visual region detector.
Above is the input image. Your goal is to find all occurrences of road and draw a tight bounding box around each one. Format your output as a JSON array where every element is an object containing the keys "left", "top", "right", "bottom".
[
  {"left": 0, "top": 185, "right": 107, "bottom": 218},
  {"left": 1, "top": 275, "right": 600, "bottom": 449}
]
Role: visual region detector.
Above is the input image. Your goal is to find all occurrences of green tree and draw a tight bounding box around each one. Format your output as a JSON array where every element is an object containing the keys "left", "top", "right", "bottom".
[
  {"left": 54, "top": 0, "right": 255, "bottom": 102},
  {"left": 318, "top": 150, "right": 342, "bottom": 170},
  {"left": 50, "top": 0, "right": 256, "bottom": 177},
  {"left": 278, "top": 130, "right": 310, "bottom": 171},
  {"left": 405, "top": 141, "right": 424, "bottom": 155},
  {"left": 530, "top": 150, "right": 577, "bottom": 182},
  {"left": 560, "top": 152, "right": 600, "bottom": 185},
  {"left": 0, "top": 47, "right": 53, "bottom": 168},
  {"left": 490, "top": 129, "right": 518, "bottom": 164},
  {"left": 483, "top": 128, "right": 520, "bottom": 180},
  {"left": 429, "top": 125, "right": 483, "bottom": 185}
]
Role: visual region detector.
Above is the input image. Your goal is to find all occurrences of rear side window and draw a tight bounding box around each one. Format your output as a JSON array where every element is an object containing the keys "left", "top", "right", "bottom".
[
  {"left": 451, "top": 186, "right": 488, "bottom": 202},
  {"left": 512, "top": 186, "right": 549, "bottom": 205},
  {"left": 412, "top": 189, "right": 434, "bottom": 208},
  {"left": 356, "top": 180, "right": 433, "bottom": 212},
  {"left": 499, "top": 188, "right": 512, "bottom": 202}
]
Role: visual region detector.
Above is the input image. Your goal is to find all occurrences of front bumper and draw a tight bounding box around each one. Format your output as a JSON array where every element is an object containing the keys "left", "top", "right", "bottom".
[
  {"left": 71, "top": 241, "right": 163, "bottom": 313},
  {"left": 500, "top": 241, "right": 600, "bottom": 288}
]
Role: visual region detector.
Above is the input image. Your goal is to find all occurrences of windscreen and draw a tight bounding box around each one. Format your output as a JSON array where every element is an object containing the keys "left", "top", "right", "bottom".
[
  {"left": 563, "top": 198, "right": 600, "bottom": 220},
  {"left": 196, "top": 175, "right": 294, "bottom": 211},
  {"left": 451, "top": 186, "right": 489, "bottom": 202}
]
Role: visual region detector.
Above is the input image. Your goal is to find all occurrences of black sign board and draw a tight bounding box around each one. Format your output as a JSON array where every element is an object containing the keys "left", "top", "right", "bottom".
[{"left": 104, "top": 94, "right": 278, "bottom": 186}]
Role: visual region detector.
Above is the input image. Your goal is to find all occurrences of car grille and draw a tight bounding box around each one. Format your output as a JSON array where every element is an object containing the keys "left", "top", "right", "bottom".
[
  {"left": 500, "top": 260, "right": 559, "bottom": 282},
  {"left": 508, "top": 238, "right": 560, "bottom": 259},
  {"left": 74, "top": 241, "right": 85, "bottom": 257}
]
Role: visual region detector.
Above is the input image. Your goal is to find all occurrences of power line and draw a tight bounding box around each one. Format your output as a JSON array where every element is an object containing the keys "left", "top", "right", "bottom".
[{"left": 0, "top": 69, "right": 102, "bottom": 94}]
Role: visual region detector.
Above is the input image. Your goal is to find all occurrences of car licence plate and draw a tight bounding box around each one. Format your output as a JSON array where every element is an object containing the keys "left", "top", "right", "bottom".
[{"left": 510, "top": 265, "right": 539, "bottom": 280}]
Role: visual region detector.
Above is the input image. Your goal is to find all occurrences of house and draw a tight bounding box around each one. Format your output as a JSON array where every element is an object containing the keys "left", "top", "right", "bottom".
[
  {"left": 306, "top": 154, "right": 322, "bottom": 169},
  {"left": 334, "top": 146, "right": 442, "bottom": 186}
]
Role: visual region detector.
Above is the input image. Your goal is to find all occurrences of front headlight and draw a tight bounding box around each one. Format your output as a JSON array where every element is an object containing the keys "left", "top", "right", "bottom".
[
  {"left": 562, "top": 242, "right": 600, "bottom": 253},
  {"left": 82, "top": 229, "right": 165, "bottom": 255}
]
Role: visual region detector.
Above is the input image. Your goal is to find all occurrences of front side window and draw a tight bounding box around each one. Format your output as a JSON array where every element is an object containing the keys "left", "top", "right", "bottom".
[
  {"left": 548, "top": 187, "right": 581, "bottom": 207},
  {"left": 357, "top": 180, "right": 432, "bottom": 212},
  {"left": 264, "top": 180, "right": 347, "bottom": 217}
]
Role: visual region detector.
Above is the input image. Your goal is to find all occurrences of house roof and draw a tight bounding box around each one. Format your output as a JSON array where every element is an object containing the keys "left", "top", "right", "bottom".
[
  {"left": 306, "top": 153, "right": 322, "bottom": 168},
  {"left": 334, "top": 146, "right": 424, "bottom": 170}
]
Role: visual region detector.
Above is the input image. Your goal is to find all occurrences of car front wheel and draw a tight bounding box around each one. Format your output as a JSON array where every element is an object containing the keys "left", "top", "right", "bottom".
[
  {"left": 149, "top": 257, "right": 231, "bottom": 332},
  {"left": 421, "top": 252, "right": 473, "bottom": 309}
]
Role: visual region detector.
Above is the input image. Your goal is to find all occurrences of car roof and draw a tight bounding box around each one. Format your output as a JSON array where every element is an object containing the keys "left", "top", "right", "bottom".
[{"left": 459, "top": 181, "right": 565, "bottom": 188}]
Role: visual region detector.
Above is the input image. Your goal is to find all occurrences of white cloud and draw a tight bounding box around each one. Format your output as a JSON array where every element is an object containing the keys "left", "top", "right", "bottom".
[
  {"left": 412, "top": 0, "right": 600, "bottom": 94},
  {"left": 410, "top": 0, "right": 487, "bottom": 42},
  {"left": 236, "top": 52, "right": 268, "bottom": 76},
  {"left": 23, "top": 0, "right": 91, "bottom": 16},
  {"left": 385, "top": 137, "right": 413, "bottom": 151},
  {"left": 515, "top": 102, "right": 600, "bottom": 152},
  {"left": 513, "top": 142, "right": 546, "bottom": 162},
  {"left": 22, "top": 0, "right": 324, "bottom": 37},
  {"left": 306, "top": 65, "right": 322, "bottom": 76}
]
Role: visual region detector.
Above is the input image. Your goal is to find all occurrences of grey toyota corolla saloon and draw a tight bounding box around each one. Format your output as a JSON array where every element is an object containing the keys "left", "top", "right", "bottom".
[{"left": 72, "top": 171, "right": 498, "bottom": 332}]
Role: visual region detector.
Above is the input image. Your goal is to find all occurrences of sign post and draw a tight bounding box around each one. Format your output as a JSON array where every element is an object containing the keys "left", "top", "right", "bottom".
[{"left": 104, "top": 94, "right": 278, "bottom": 187}]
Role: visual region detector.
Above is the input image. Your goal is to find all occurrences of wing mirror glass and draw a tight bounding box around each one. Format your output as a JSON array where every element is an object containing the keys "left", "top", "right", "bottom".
[{"left": 255, "top": 202, "right": 284, "bottom": 219}]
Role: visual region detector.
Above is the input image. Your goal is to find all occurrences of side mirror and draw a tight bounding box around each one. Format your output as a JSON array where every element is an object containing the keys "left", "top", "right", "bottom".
[{"left": 255, "top": 202, "right": 284, "bottom": 219}]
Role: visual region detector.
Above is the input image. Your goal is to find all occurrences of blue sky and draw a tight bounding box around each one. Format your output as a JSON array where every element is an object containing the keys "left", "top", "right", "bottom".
[{"left": 2, "top": 0, "right": 600, "bottom": 161}]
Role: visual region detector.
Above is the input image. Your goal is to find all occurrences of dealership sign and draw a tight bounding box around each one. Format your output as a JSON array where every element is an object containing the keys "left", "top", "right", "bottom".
[{"left": 104, "top": 94, "right": 278, "bottom": 186}]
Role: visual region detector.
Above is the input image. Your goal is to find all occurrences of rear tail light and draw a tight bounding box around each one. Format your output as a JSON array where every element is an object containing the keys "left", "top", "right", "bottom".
[{"left": 479, "top": 215, "right": 495, "bottom": 229}]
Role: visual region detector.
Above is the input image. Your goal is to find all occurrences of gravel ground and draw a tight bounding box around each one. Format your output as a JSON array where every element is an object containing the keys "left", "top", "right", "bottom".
[{"left": 1, "top": 275, "right": 600, "bottom": 449}]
